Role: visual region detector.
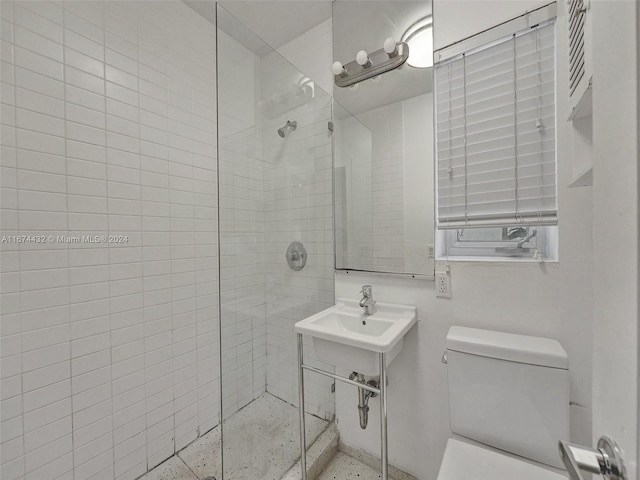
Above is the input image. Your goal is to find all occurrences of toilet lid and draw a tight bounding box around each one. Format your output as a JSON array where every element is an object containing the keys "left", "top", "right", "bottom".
[{"left": 437, "top": 439, "right": 567, "bottom": 480}]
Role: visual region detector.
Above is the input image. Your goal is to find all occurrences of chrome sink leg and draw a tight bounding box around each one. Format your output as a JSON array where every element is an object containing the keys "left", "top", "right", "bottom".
[
  {"left": 298, "top": 333, "right": 307, "bottom": 480},
  {"left": 379, "top": 352, "right": 388, "bottom": 480}
]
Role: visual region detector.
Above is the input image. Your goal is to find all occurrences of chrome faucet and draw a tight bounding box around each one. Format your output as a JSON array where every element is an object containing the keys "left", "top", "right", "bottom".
[{"left": 359, "top": 285, "right": 376, "bottom": 315}]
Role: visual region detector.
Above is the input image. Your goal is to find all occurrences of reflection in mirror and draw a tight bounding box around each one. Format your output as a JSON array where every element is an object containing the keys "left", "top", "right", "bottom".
[{"left": 333, "top": 1, "right": 434, "bottom": 276}]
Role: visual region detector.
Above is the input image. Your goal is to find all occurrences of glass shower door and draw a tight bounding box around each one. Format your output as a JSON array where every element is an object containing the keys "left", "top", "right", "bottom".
[{"left": 216, "top": 5, "right": 335, "bottom": 479}]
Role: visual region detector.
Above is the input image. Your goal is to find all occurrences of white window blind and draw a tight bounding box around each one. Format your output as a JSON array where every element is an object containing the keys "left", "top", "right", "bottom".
[{"left": 435, "top": 21, "right": 557, "bottom": 229}]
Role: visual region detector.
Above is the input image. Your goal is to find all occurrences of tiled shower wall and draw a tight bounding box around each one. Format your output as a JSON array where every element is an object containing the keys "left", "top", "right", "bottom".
[
  {"left": 217, "top": 14, "right": 335, "bottom": 421},
  {"left": 262, "top": 22, "right": 335, "bottom": 421},
  {"left": 0, "top": 2, "right": 219, "bottom": 480},
  {"left": 217, "top": 28, "right": 268, "bottom": 419},
  {"left": 261, "top": 61, "right": 335, "bottom": 418}
]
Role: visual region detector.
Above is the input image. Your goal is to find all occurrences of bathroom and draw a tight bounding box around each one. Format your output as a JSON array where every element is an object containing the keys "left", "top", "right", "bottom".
[{"left": 0, "top": 0, "right": 637, "bottom": 480}]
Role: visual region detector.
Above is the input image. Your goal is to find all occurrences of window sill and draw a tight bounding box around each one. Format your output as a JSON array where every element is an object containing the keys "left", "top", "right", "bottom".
[{"left": 436, "top": 255, "right": 559, "bottom": 266}]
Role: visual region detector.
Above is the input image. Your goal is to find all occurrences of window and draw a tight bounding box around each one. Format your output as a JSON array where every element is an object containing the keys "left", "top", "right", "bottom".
[
  {"left": 438, "top": 225, "right": 557, "bottom": 260},
  {"left": 434, "top": 9, "right": 557, "bottom": 261}
]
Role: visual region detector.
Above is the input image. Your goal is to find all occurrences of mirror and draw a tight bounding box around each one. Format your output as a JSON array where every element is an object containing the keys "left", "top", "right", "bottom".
[{"left": 333, "top": 1, "right": 434, "bottom": 276}]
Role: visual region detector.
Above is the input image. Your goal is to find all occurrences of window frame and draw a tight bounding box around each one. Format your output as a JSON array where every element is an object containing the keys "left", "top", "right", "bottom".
[
  {"left": 433, "top": 5, "right": 559, "bottom": 263},
  {"left": 436, "top": 225, "right": 557, "bottom": 261}
]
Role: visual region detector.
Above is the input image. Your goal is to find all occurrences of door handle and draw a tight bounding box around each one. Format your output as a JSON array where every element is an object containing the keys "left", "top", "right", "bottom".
[{"left": 559, "top": 435, "right": 628, "bottom": 480}]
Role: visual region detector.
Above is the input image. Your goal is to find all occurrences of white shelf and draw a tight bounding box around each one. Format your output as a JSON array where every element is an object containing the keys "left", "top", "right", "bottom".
[
  {"left": 568, "top": 82, "right": 593, "bottom": 188},
  {"left": 568, "top": 80, "right": 592, "bottom": 121},
  {"left": 568, "top": 164, "right": 593, "bottom": 188}
]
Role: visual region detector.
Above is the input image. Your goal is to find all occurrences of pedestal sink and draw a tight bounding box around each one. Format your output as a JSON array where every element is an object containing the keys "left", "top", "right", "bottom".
[
  {"left": 294, "top": 298, "right": 417, "bottom": 375},
  {"left": 295, "top": 297, "right": 417, "bottom": 480}
]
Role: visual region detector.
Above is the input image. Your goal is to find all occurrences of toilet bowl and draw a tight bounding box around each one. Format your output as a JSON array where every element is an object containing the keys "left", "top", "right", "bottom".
[{"left": 437, "top": 327, "right": 570, "bottom": 480}]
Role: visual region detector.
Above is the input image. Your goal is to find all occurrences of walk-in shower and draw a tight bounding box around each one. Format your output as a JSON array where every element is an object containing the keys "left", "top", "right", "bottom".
[
  {"left": 0, "top": 1, "right": 369, "bottom": 479},
  {"left": 216, "top": 5, "right": 335, "bottom": 479},
  {"left": 277, "top": 120, "right": 298, "bottom": 138}
]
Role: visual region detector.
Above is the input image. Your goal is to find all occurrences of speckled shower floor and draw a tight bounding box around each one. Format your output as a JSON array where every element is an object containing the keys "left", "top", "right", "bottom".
[
  {"left": 142, "top": 451, "right": 387, "bottom": 480},
  {"left": 140, "top": 393, "right": 329, "bottom": 480}
]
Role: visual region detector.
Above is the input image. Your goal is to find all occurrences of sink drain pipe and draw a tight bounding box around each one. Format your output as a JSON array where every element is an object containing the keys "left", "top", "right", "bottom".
[{"left": 349, "top": 372, "right": 379, "bottom": 429}]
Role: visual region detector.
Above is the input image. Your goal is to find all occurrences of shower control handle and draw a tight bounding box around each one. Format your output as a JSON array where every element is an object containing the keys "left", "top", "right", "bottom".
[
  {"left": 559, "top": 436, "right": 627, "bottom": 480},
  {"left": 286, "top": 241, "right": 306, "bottom": 271}
]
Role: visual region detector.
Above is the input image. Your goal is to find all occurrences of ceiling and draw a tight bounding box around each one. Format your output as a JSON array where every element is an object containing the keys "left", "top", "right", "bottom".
[
  {"left": 220, "top": 1, "right": 332, "bottom": 50},
  {"left": 184, "top": 1, "right": 333, "bottom": 50},
  {"left": 184, "top": 0, "right": 433, "bottom": 115}
]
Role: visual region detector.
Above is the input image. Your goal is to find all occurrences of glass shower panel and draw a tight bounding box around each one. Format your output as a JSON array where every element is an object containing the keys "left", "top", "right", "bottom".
[{"left": 216, "top": 5, "right": 335, "bottom": 479}]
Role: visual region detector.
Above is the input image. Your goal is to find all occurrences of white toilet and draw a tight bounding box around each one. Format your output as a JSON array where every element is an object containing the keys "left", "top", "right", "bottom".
[{"left": 437, "top": 326, "right": 570, "bottom": 480}]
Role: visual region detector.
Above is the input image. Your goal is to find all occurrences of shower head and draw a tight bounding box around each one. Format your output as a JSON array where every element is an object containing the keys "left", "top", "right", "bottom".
[{"left": 277, "top": 120, "right": 297, "bottom": 138}]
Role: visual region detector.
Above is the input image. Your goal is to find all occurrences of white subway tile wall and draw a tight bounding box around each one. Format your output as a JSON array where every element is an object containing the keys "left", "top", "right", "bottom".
[
  {"left": 269, "top": 16, "right": 335, "bottom": 422},
  {"left": 217, "top": 16, "right": 335, "bottom": 422},
  {"left": 261, "top": 51, "right": 335, "bottom": 420},
  {"left": 217, "top": 27, "right": 267, "bottom": 419},
  {"left": 0, "top": 2, "right": 219, "bottom": 480}
]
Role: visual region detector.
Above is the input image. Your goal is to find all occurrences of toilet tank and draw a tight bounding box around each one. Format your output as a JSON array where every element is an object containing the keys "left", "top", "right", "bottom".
[{"left": 445, "top": 327, "right": 569, "bottom": 469}]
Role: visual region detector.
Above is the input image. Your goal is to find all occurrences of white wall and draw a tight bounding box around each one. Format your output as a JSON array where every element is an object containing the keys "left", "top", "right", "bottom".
[
  {"left": 0, "top": 2, "right": 219, "bottom": 479},
  {"left": 590, "top": 1, "right": 638, "bottom": 477},
  {"left": 276, "top": 18, "right": 333, "bottom": 96},
  {"left": 334, "top": 1, "right": 597, "bottom": 478},
  {"left": 432, "top": 0, "right": 553, "bottom": 51},
  {"left": 403, "top": 94, "right": 434, "bottom": 276}
]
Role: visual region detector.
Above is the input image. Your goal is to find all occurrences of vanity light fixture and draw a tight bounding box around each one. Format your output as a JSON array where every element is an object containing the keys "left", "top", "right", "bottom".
[
  {"left": 402, "top": 16, "right": 433, "bottom": 68},
  {"left": 333, "top": 37, "right": 409, "bottom": 88}
]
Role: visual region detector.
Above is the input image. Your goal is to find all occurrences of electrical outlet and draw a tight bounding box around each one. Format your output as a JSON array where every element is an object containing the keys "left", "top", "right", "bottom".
[{"left": 436, "top": 270, "right": 451, "bottom": 298}]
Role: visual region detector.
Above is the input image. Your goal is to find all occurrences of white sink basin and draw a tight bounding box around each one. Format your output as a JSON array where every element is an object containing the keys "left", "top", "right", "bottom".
[{"left": 294, "top": 298, "right": 417, "bottom": 375}]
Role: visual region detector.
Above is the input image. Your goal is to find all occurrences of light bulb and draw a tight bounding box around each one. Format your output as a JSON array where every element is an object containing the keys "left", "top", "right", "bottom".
[
  {"left": 384, "top": 37, "right": 397, "bottom": 56},
  {"left": 356, "top": 50, "right": 371, "bottom": 67},
  {"left": 332, "top": 61, "right": 346, "bottom": 76}
]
